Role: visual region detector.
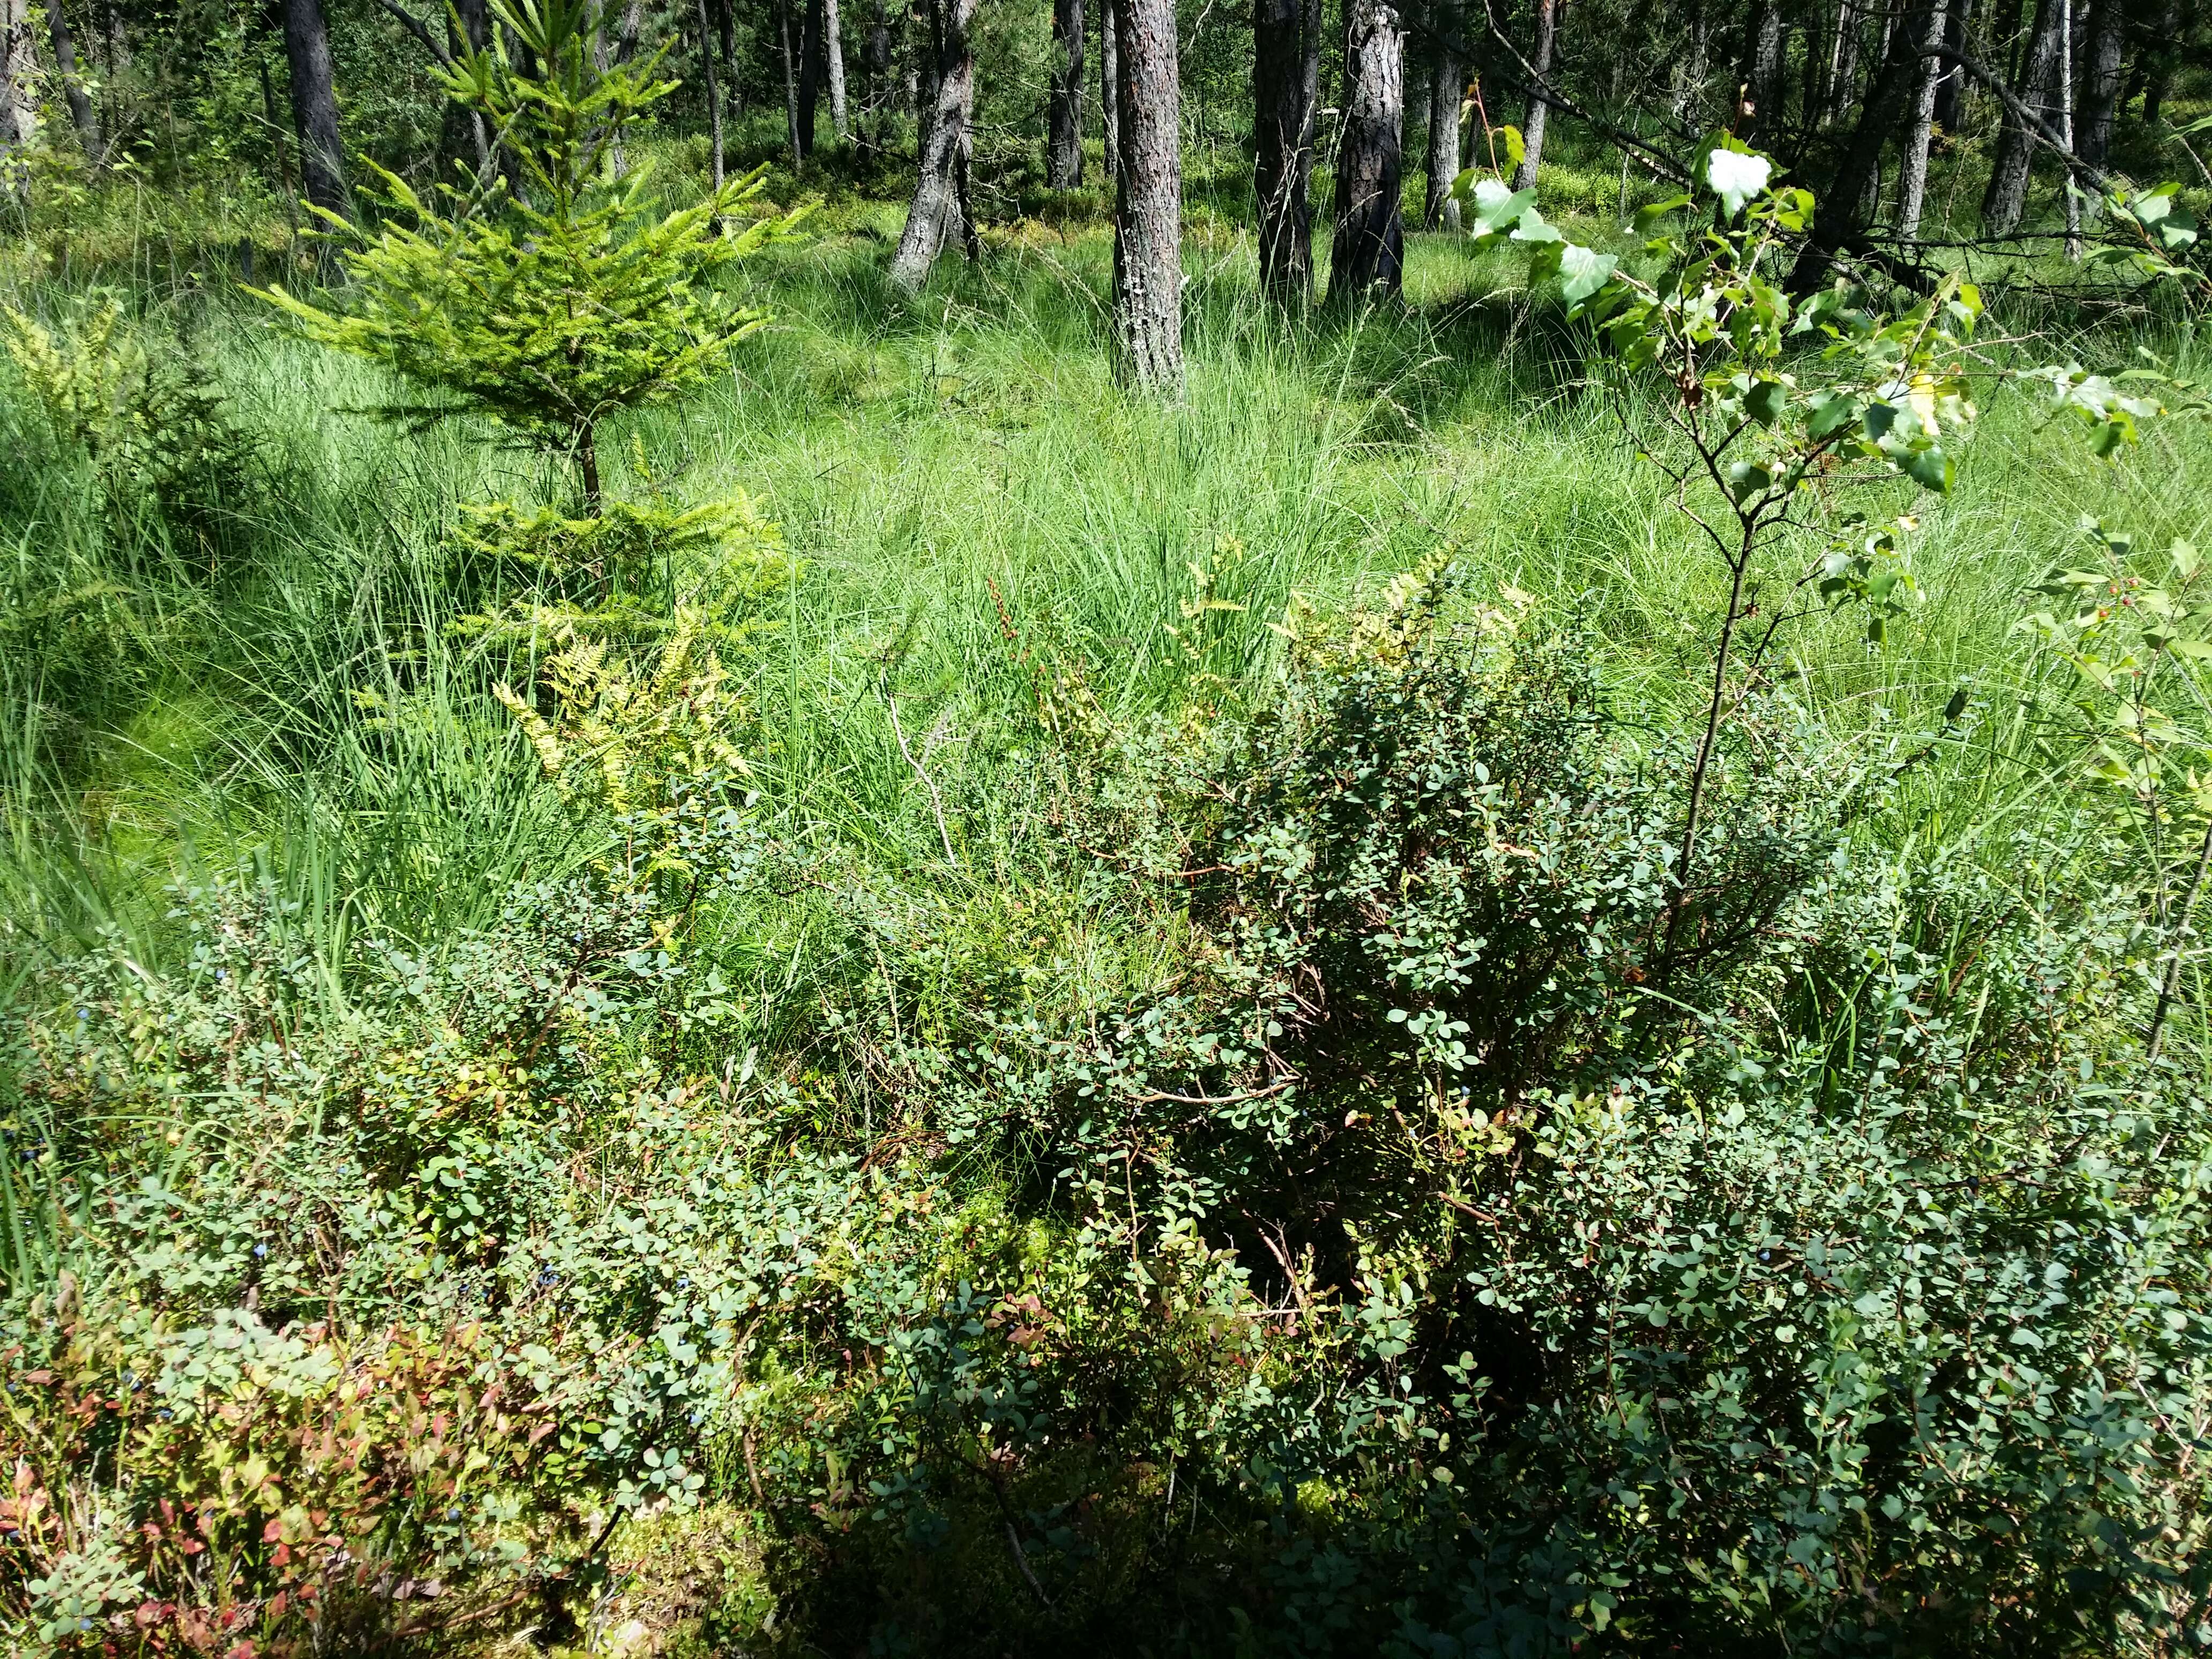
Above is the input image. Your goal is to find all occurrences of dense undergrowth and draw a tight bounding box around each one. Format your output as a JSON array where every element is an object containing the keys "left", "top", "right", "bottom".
[{"left": 4, "top": 117, "right": 2212, "bottom": 1657}]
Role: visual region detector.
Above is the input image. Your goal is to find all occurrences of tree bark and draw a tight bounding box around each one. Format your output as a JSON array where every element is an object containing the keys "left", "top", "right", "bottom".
[
  {"left": 1933, "top": 0, "right": 1972, "bottom": 130},
  {"left": 696, "top": 0, "right": 725, "bottom": 189},
  {"left": 1981, "top": 0, "right": 2060, "bottom": 231},
  {"left": 711, "top": 0, "right": 741, "bottom": 119},
  {"left": 1512, "top": 0, "right": 1556, "bottom": 189},
  {"left": 1049, "top": 0, "right": 1085, "bottom": 186},
  {"left": 46, "top": 0, "right": 100, "bottom": 160},
  {"left": 2074, "top": 0, "right": 2124, "bottom": 165},
  {"left": 861, "top": 0, "right": 891, "bottom": 151},
  {"left": 1423, "top": 0, "right": 1461, "bottom": 227},
  {"left": 1101, "top": 0, "right": 1121, "bottom": 183},
  {"left": 1895, "top": 0, "right": 1949, "bottom": 234},
  {"left": 891, "top": 0, "right": 976, "bottom": 289},
  {"left": 824, "top": 0, "right": 849, "bottom": 137},
  {"left": 0, "top": 0, "right": 33, "bottom": 193},
  {"left": 798, "top": 0, "right": 822, "bottom": 156},
  {"left": 1332, "top": 0, "right": 1405, "bottom": 300},
  {"left": 283, "top": 0, "right": 349, "bottom": 216},
  {"left": 779, "top": 0, "right": 803, "bottom": 165},
  {"left": 1788, "top": 0, "right": 1927, "bottom": 286},
  {"left": 2140, "top": 0, "right": 2179, "bottom": 125},
  {"left": 1741, "top": 0, "right": 1784, "bottom": 142},
  {"left": 1111, "top": 0, "right": 1183, "bottom": 390},
  {"left": 1825, "top": 0, "right": 1859, "bottom": 123},
  {"left": 1254, "top": 0, "right": 1313, "bottom": 295}
]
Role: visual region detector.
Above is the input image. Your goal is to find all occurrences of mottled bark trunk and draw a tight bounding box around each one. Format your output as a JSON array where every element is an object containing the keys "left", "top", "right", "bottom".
[
  {"left": 1742, "top": 0, "right": 1784, "bottom": 141},
  {"left": 1933, "top": 0, "right": 1972, "bottom": 130},
  {"left": 697, "top": 0, "right": 724, "bottom": 188},
  {"left": 1049, "top": 0, "right": 1084, "bottom": 186},
  {"left": 283, "top": 0, "right": 348, "bottom": 216},
  {"left": 1513, "top": 0, "right": 1556, "bottom": 189},
  {"left": 1895, "top": 0, "right": 1948, "bottom": 233},
  {"left": 1111, "top": 0, "right": 1182, "bottom": 390},
  {"left": 1825, "top": 0, "right": 1859, "bottom": 122},
  {"left": 890, "top": 0, "right": 975, "bottom": 289},
  {"left": 47, "top": 0, "right": 100, "bottom": 160},
  {"left": 861, "top": 0, "right": 891, "bottom": 152},
  {"left": 779, "top": 0, "right": 802, "bottom": 164},
  {"left": 711, "top": 0, "right": 741, "bottom": 118},
  {"left": 1332, "top": 0, "right": 1405, "bottom": 299},
  {"left": 2074, "top": 0, "right": 2124, "bottom": 165},
  {"left": 1982, "top": 0, "right": 2060, "bottom": 231},
  {"left": 1790, "top": 0, "right": 1926, "bottom": 285},
  {"left": 2140, "top": 0, "right": 2178, "bottom": 125},
  {"left": 1254, "top": 0, "right": 1312, "bottom": 297},
  {"left": 0, "top": 0, "right": 33, "bottom": 192},
  {"left": 1101, "top": 0, "right": 1121, "bottom": 182},
  {"left": 798, "top": 0, "right": 822, "bottom": 155},
  {"left": 824, "top": 0, "right": 848, "bottom": 137},
  {"left": 1423, "top": 0, "right": 1461, "bottom": 227}
]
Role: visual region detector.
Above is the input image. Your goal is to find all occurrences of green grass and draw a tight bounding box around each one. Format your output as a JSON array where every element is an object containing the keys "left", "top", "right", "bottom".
[{"left": 3, "top": 154, "right": 2209, "bottom": 1010}]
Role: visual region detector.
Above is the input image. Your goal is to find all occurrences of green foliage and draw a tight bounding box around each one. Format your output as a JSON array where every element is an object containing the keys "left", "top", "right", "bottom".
[{"left": 254, "top": 0, "right": 809, "bottom": 500}]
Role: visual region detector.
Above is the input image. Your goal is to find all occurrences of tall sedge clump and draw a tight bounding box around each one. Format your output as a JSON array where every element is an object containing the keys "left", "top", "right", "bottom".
[{"left": 256, "top": 0, "right": 808, "bottom": 507}]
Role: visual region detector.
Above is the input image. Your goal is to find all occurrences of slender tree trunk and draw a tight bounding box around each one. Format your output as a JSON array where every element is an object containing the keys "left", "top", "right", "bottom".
[
  {"left": 1049, "top": 0, "right": 1085, "bottom": 186},
  {"left": 1895, "top": 0, "right": 1949, "bottom": 233},
  {"left": 1254, "top": 0, "right": 1313, "bottom": 296},
  {"left": 824, "top": 0, "right": 849, "bottom": 137},
  {"left": 1742, "top": 0, "right": 1783, "bottom": 141},
  {"left": 2140, "top": 0, "right": 2179, "bottom": 125},
  {"left": 711, "top": 0, "right": 741, "bottom": 119},
  {"left": 1789, "top": 0, "right": 1927, "bottom": 285},
  {"left": 1111, "top": 0, "right": 1183, "bottom": 390},
  {"left": 1101, "top": 0, "right": 1121, "bottom": 182},
  {"left": 1826, "top": 0, "right": 1858, "bottom": 122},
  {"left": 798, "top": 0, "right": 822, "bottom": 155},
  {"left": 2074, "top": 0, "right": 2124, "bottom": 164},
  {"left": 697, "top": 0, "right": 725, "bottom": 188},
  {"left": 1982, "top": 0, "right": 2061, "bottom": 231},
  {"left": 2059, "top": 0, "right": 2080, "bottom": 252},
  {"left": 1513, "top": 0, "right": 1556, "bottom": 189},
  {"left": 1332, "top": 0, "right": 1405, "bottom": 298},
  {"left": 1933, "top": 0, "right": 1972, "bottom": 129},
  {"left": 890, "top": 0, "right": 975, "bottom": 289},
  {"left": 780, "top": 0, "right": 803, "bottom": 165},
  {"left": 46, "top": 0, "right": 100, "bottom": 160},
  {"left": 1423, "top": 0, "right": 1461, "bottom": 227},
  {"left": 282, "top": 0, "right": 348, "bottom": 216},
  {"left": 863, "top": 0, "right": 891, "bottom": 151},
  {"left": 0, "top": 0, "right": 33, "bottom": 194}
]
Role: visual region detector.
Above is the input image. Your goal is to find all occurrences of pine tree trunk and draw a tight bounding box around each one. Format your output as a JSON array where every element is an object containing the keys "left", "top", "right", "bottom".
[
  {"left": 824, "top": 0, "right": 849, "bottom": 137},
  {"left": 283, "top": 0, "right": 348, "bottom": 216},
  {"left": 1332, "top": 0, "right": 1405, "bottom": 299},
  {"left": 46, "top": 0, "right": 100, "bottom": 160},
  {"left": 0, "top": 0, "right": 33, "bottom": 193},
  {"left": 1513, "top": 0, "right": 1556, "bottom": 189},
  {"left": 1789, "top": 0, "right": 1927, "bottom": 284},
  {"left": 1254, "top": 0, "right": 1313, "bottom": 296},
  {"left": 1111, "top": 0, "right": 1183, "bottom": 390},
  {"left": 863, "top": 0, "right": 891, "bottom": 152},
  {"left": 1982, "top": 0, "right": 2060, "bottom": 232},
  {"left": 1101, "top": 0, "right": 1121, "bottom": 182},
  {"left": 780, "top": 0, "right": 803, "bottom": 165},
  {"left": 1895, "top": 0, "right": 1949, "bottom": 234},
  {"left": 1423, "top": 0, "right": 1461, "bottom": 228},
  {"left": 697, "top": 0, "right": 725, "bottom": 189},
  {"left": 1933, "top": 0, "right": 1972, "bottom": 131},
  {"left": 2074, "top": 0, "right": 2124, "bottom": 165},
  {"left": 1741, "top": 0, "right": 1783, "bottom": 141},
  {"left": 710, "top": 0, "right": 740, "bottom": 119},
  {"left": 1825, "top": 0, "right": 1858, "bottom": 123},
  {"left": 891, "top": 0, "right": 976, "bottom": 290},
  {"left": 2140, "top": 0, "right": 2178, "bottom": 125},
  {"left": 1049, "top": 0, "right": 1085, "bottom": 186},
  {"left": 798, "top": 0, "right": 822, "bottom": 156}
]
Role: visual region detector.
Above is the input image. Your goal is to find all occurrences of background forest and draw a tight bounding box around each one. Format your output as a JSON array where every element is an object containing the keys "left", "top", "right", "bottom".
[{"left": 2, "top": 0, "right": 2211, "bottom": 1650}]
